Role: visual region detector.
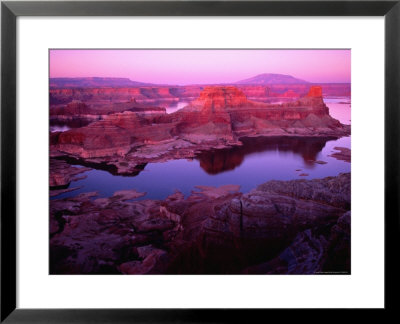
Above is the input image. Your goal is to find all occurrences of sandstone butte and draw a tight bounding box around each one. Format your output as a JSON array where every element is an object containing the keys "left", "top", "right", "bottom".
[{"left": 50, "top": 85, "right": 350, "bottom": 175}]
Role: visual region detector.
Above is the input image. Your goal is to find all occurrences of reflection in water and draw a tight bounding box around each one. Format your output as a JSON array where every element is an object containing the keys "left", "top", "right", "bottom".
[{"left": 196, "top": 136, "right": 335, "bottom": 174}]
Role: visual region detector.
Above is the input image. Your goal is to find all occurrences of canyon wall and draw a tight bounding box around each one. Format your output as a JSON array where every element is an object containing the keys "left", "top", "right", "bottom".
[{"left": 50, "top": 83, "right": 351, "bottom": 106}]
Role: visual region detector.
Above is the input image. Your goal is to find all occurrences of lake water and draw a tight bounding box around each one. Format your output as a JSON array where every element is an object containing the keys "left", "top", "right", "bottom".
[
  {"left": 52, "top": 98, "right": 351, "bottom": 200},
  {"left": 165, "top": 101, "right": 190, "bottom": 114},
  {"left": 50, "top": 125, "right": 71, "bottom": 132}
]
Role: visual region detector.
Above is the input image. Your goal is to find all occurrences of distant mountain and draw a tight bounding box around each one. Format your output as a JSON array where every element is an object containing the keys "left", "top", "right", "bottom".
[
  {"left": 235, "top": 73, "right": 309, "bottom": 85},
  {"left": 50, "top": 77, "right": 154, "bottom": 88}
]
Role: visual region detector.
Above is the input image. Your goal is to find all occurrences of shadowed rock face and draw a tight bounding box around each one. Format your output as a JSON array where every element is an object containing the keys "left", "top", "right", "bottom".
[
  {"left": 50, "top": 102, "right": 102, "bottom": 129},
  {"left": 50, "top": 86, "right": 350, "bottom": 175},
  {"left": 50, "top": 101, "right": 94, "bottom": 116},
  {"left": 50, "top": 173, "right": 350, "bottom": 274}
]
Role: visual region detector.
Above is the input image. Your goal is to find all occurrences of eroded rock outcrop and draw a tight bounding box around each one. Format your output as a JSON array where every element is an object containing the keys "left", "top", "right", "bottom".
[
  {"left": 50, "top": 173, "right": 350, "bottom": 274},
  {"left": 49, "top": 82, "right": 351, "bottom": 108},
  {"left": 329, "top": 146, "right": 351, "bottom": 162},
  {"left": 49, "top": 159, "right": 91, "bottom": 188}
]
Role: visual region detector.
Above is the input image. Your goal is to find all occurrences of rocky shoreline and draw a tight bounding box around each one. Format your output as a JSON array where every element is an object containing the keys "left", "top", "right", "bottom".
[
  {"left": 50, "top": 173, "right": 350, "bottom": 275},
  {"left": 329, "top": 146, "right": 351, "bottom": 163}
]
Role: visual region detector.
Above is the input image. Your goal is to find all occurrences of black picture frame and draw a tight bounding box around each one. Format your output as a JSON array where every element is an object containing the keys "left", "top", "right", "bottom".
[{"left": 1, "top": 0, "right": 399, "bottom": 322}]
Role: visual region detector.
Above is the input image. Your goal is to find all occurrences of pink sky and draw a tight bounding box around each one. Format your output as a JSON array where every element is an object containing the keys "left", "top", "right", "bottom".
[{"left": 50, "top": 49, "right": 350, "bottom": 85}]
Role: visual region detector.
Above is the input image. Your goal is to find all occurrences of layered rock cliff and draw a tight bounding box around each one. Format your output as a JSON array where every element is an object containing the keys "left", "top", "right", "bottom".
[{"left": 50, "top": 83, "right": 351, "bottom": 106}]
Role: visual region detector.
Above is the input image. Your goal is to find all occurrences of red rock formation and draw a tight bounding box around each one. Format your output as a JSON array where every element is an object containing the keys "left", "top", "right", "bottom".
[
  {"left": 236, "top": 85, "right": 270, "bottom": 99},
  {"left": 185, "top": 87, "right": 252, "bottom": 115},
  {"left": 282, "top": 89, "right": 300, "bottom": 98},
  {"left": 50, "top": 101, "right": 93, "bottom": 116},
  {"left": 50, "top": 86, "right": 179, "bottom": 106},
  {"left": 54, "top": 110, "right": 176, "bottom": 159},
  {"left": 307, "top": 86, "right": 323, "bottom": 97}
]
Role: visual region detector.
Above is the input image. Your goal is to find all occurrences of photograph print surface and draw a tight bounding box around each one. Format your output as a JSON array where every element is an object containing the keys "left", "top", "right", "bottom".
[{"left": 49, "top": 49, "right": 351, "bottom": 275}]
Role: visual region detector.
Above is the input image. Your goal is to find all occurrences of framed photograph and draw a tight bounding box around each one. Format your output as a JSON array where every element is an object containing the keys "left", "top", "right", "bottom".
[{"left": 1, "top": 0, "right": 399, "bottom": 321}]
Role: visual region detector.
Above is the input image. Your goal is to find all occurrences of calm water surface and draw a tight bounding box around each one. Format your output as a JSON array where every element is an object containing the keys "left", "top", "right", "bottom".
[
  {"left": 165, "top": 101, "right": 190, "bottom": 114},
  {"left": 53, "top": 99, "right": 351, "bottom": 200}
]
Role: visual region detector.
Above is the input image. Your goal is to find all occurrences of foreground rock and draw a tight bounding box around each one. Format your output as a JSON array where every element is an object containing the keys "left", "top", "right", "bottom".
[
  {"left": 329, "top": 146, "right": 351, "bottom": 162},
  {"left": 49, "top": 159, "right": 91, "bottom": 188},
  {"left": 50, "top": 173, "right": 350, "bottom": 274}
]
